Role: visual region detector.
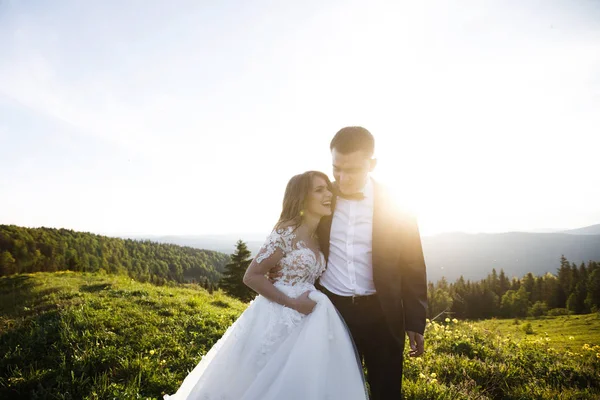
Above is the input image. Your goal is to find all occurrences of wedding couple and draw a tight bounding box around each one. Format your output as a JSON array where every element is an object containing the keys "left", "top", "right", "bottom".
[{"left": 165, "top": 127, "right": 428, "bottom": 400}]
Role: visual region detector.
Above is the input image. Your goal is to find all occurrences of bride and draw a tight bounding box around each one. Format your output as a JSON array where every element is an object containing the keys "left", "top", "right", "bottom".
[{"left": 164, "top": 171, "right": 368, "bottom": 400}]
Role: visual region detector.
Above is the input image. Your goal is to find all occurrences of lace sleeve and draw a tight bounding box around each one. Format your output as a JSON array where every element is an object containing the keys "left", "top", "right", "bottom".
[{"left": 255, "top": 227, "right": 295, "bottom": 264}]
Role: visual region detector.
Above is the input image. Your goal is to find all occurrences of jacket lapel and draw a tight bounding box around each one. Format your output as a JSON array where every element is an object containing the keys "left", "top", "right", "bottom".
[{"left": 371, "top": 180, "right": 385, "bottom": 272}]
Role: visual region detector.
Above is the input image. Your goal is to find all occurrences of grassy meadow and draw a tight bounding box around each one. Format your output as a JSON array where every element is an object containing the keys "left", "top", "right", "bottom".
[
  {"left": 474, "top": 314, "right": 600, "bottom": 353},
  {"left": 0, "top": 272, "right": 246, "bottom": 399},
  {"left": 1, "top": 272, "right": 599, "bottom": 399}
]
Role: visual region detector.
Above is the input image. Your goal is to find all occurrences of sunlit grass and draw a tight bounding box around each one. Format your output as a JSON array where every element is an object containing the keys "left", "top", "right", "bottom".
[
  {"left": 0, "top": 272, "right": 245, "bottom": 399},
  {"left": 473, "top": 314, "right": 600, "bottom": 353},
  {"left": 1, "top": 272, "right": 599, "bottom": 399},
  {"left": 403, "top": 316, "right": 600, "bottom": 399}
]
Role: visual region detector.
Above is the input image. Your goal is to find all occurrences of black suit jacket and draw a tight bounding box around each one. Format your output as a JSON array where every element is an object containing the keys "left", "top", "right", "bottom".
[{"left": 317, "top": 180, "right": 428, "bottom": 338}]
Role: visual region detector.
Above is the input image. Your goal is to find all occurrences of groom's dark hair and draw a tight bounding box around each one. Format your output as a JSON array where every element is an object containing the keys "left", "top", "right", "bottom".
[{"left": 330, "top": 126, "right": 374, "bottom": 157}]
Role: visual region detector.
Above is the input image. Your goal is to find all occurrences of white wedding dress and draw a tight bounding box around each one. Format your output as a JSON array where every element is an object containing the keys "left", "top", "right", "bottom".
[{"left": 164, "top": 227, "right": 368, "bottom": 400}]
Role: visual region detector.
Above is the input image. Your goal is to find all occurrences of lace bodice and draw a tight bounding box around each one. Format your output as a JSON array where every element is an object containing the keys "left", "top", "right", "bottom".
[{"left": 255, "top": 226, "right": 326, "bottom": 287}]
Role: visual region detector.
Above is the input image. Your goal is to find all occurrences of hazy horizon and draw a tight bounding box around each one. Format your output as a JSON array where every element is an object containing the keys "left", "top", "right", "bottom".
[{"left": 4, "top": 221, "right": 598, "bottom": 239}]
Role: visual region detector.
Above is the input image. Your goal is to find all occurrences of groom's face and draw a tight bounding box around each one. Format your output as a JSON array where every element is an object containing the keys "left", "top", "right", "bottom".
[{"left": 331, "top": 149, "right": 375, "bottom": 195}]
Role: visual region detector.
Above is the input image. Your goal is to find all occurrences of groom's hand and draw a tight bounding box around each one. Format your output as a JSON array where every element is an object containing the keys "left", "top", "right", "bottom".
[
  {"left": 407, "top": 331, "right": 424, "bottom": 357},
  {"left": 266, "top": 265, "right": 283, "bottom": 283}
]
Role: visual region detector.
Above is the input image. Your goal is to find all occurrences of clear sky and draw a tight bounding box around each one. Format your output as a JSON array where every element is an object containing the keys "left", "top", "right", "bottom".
[{"left": 1, "top": 0, "right": 599, "bottom": 237}]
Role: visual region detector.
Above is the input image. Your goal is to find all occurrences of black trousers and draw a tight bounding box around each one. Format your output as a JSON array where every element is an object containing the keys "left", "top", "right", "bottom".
[{"left": 318, "top": 285, "right": 405, "bottom": 400}]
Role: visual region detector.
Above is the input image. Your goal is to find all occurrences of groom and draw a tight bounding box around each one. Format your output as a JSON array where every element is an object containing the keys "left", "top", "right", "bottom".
[{"left": 317, "top": 126, "right": 427, "bottom": 399}]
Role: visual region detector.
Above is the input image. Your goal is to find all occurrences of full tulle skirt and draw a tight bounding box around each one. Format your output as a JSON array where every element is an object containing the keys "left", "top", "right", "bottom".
[{"left": 164, "top": 282, "right": 368, "bottom": 400}]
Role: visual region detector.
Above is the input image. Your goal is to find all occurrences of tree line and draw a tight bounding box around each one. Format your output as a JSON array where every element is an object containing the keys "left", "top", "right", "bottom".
[
  {"left": 428, "top": 256, "right": 600, "bottom": 319},
  {"left": 221, "top": 240, "right": 600, "bottom": 319},
  {"left": 0, "top": 225, "right": 229, "bottom": 286}
]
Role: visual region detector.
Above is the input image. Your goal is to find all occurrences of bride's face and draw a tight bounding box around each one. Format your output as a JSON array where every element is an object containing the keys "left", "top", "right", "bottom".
[{"left": 305, "top": 176, "right": 333, "bottom": 218}]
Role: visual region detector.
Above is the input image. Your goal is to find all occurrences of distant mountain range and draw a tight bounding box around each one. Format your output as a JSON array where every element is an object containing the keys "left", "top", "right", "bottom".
[
  {"left": 126, "top": 234, "right": 267, "bottom": 255},
  {"left": 422, "top": 231, "right": 600, "bottom": 282},
  {"left": 125, "top": 224, "right": 600, "bottom": 283},
  {"left": 561, "top": 224, "right": 600, "bottom": 235}
]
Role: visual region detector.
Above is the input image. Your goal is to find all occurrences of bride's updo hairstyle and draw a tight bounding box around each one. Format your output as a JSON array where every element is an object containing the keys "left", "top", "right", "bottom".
[{"left": 275, "top": 171, "right": 332, "bottom": 231}]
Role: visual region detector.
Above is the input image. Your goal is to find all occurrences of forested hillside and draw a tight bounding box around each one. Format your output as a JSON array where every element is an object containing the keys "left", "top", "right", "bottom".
[{"left": 0, "top": 225, "right": 229, "bottom": 285}]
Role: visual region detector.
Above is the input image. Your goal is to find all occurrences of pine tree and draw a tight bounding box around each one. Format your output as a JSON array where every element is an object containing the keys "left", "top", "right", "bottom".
[
  {"left": 522, "top": 272, "right": 535, "bottom": 300},
  {"left": 578, "top": 262, "right": 588, "bottom": 284},
  {"left": 498, "top": 269, "right": 510, "bottom": 297},
  {"left": 556, "top": 255, "right": 572, "bottom": 308},
  {"left": 219, "top": 240, "right": 255, "bottom": 302},
  {"left": 543, "top": 272, "right": 561, "bottom": 309},
  {"left": 585, "top": 265, "right": 600, "bottom": 311},
  {"left": 567, "top": 282, "right": 587, "bottom": 314},
  {"left": 531, "top": 276, "right": 544, "bottom": 303}
]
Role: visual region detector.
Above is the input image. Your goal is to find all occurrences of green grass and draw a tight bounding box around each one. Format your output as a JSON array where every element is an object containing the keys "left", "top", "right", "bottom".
[
  {"left": 403, "top": 316, "right": 600, "bottom": 399},
  {"left": 1, "top": 272, "right": 599, "bottom": 399},
  {"left": 0, "top": 272, "right": 246, "bottom": 399},
  {"left": 473, "top": 314, "right": 600, "bottom": 353}
]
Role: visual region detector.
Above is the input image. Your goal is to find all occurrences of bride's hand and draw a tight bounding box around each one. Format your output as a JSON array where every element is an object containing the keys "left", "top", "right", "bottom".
[{"left": 290, "top": 291, "right": 317, "bottom": 315}]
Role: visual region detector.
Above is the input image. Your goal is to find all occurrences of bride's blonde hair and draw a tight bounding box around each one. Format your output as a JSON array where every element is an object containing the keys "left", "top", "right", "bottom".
[{"left": 275, "top": 171, "right": 331, "bottom": 231}]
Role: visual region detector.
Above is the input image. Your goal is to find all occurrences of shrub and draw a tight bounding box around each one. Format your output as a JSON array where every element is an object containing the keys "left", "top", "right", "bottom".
[
  {"left": 529, "top": 301, "right": 548, "bottom": 317},
  {"left": 522, "top": 322, "right": 535, "bottom": 334},
  {"left": 547, "top": 308, "right": 570, "bottom": 316}
]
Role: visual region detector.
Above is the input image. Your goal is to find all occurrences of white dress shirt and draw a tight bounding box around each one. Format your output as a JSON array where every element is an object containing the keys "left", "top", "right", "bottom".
[{"left": 320, "top": 178, "right": 376, "bottom": 296}]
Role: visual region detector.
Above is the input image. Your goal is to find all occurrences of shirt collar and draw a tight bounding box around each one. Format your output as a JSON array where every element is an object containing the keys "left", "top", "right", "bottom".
[{"left": 359, "top": 177, "right": 373, "bottom": 199}]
